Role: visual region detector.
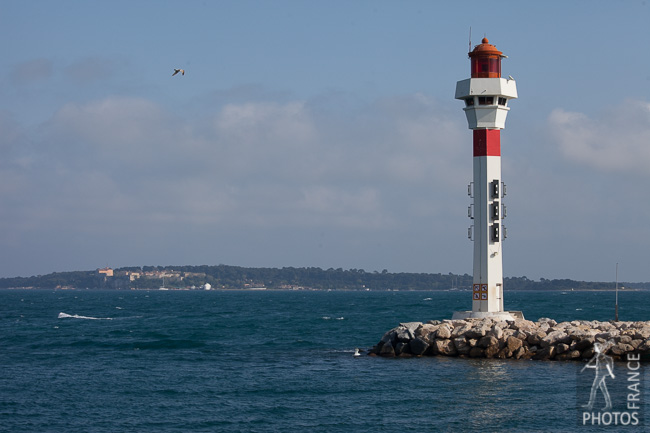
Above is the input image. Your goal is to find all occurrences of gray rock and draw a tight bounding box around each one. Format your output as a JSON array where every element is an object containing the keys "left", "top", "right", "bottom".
[
  {"left": 533, "top": 345, "right": 556, "bottom": 360},
  {"left": 469, "top": 347, "right": 485, "bottom": 358},
  {"left": 400, "top": 321, "right": 423, "bottom": 335},
  {"left": 496, "top": 347, "right": 510, "bottom": 359},
  {"left": 435, "top": 339, "right": 457, "bottom": 356},
  {"left": 506, "top": 336, "right": 523, "bottom": 353},
  {"left": 485, "top": 344, "right": 500, "bottom": 358},
  {"left": 395, "top": 341, "right": 410, "bottom": 355},
  {"left": 451, "top": 323, "right": 472, "bottom": 339},
  {"left": 610, "top": 343, "right": 634, "bottom": 356},
  {"left": 513, "top": 346, "right": 528, "bottom": 360},
  {"left": 379, "top": 342, "right": 395, "bottom": 357},
  {"left": 539, "top": 317, "right": 557, "bottom": 327},
  {"left": 510, "top": 319, "right": 536, "bottom": 331},
  {"left": 490, "top": 324, "right": 504, "bottom": 340},
  {"left": 396, "top": 323, "right": 420, "bottom": 342},
  {"left": 466, "top": 323, "right": 491, "bottom": 339},
  {"left": 478, "top": 335, "right": 498, "bottom": 348},
  {"left": 415, "top": 324, "right": 439, "bottom": 343},
  {"left": 409, "top": 337, "right": 429, "bottom": 356},
  {"left": 380, "top": 329, "right": 397, "bottom": 345},
  {"left": 634, "top": 329, "right": 650, "bottom": 340},
  {"left": 556, "top": 343, "right": 570, "bottom": 354},
  {"left": 436, "top": 324, "right": 452, "bottom": 339},
  {"left": 581, "top": 347, "right": 595, "bottom": 359},
  {"left": 619, "top": 335, "right": 633, "bottom": 344},
  {"left": 527, "top": 331, "right": 546, "bottom": 346},
  {"left": 453, "top": 337, "right": 471, "bottom": 355},
  {"left": 514, "top": 330, "right": 529, "bottom": 341},
  {"left": 541, "top": 330, "right": 568, "bottom": 348},
  {"left": 630, "top": 339, "right": 643, "bottom": 349},
  {"left": 574, "top": 337, "right": 594, "bottom": 351}
]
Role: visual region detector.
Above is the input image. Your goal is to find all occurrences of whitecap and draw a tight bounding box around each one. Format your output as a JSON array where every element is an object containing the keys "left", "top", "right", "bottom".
[
  {"left": 423, "top": 298, "right": 432, "bottom": 301},
  {"left": 336, "top": 317, "right": 344, "bottom": 320},
  {"left": 58, "top": 312, "right": 112, "bottom": 320},
  {"left": 322, "top": 316, "right": 331, "bottom": 320}
]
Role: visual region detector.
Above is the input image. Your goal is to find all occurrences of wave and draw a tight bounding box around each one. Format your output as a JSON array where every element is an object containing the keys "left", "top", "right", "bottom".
[{"left": 58, "top": 312, "right": 113, "bottom": 320}]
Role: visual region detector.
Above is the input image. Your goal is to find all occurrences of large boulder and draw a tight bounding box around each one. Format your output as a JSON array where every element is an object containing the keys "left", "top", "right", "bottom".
[
  {"left": 466, "top": 322, "right": 491, "bottom": 339},
  {"left": 541, "top": 330, "right": 568, "bottom": 348},
  {"left": 395, "top": 342, "right": 410, "bottom": 356},
  {"left": 435, "top": 339, "right": 457, "bottom": 356},
  {"left": 409, "top": 337, "right": 430, "bottom": 356},
  {"left": 451, "top": 323, "right": 472, "bottom": 339},
  {"left": 610, "top": 343, "right": 635, "bottom": 357},
  {"left": 527, "top": 331, "right": 547, "bottom": 346},
  {"left": 533, "top": 345, "right": 556, "bottom": 360},
  {"left": 506, "top": 336, "right": 523, "bottom": 353},
  {"left": 469, "top": 347, "right": 485, "bottom": 358},
  {"left": 415, "top": 324, "right": 439, "bottom": 343},
  {"left": 478, "top": 335, "right": 499, "bottom": 349},
  {"left": 436, "top": 324, "right": 452, "bottom": 339},
  {"left": 453, "top": 337, "right": 472, "bottom": 356},
  {"left": 379, "top": 342, "right": 395, "bottom": 357},
  {"left": 396, "top": 322, "right": 421, "bottom": 342},
  {"left": 485, "top": 344, "right": 500, "bottom": 358}
]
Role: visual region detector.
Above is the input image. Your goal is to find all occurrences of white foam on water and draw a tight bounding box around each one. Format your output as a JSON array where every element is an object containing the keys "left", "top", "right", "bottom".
[{"left": 58, "top": 312, "right": 113, "bottom": 320}]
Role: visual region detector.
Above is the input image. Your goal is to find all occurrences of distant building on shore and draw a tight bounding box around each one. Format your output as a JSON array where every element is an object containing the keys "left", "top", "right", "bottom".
[{"left": 97, "top": 267, "right": 114, "bottom": 277}]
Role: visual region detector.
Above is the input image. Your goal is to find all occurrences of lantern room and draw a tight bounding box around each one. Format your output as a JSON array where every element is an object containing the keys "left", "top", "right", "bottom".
[{"left": 469, "top": 38, "right": 503, "bottom": 78}]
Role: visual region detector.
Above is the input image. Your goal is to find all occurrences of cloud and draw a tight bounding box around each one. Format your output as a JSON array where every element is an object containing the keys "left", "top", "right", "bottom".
[
  {"left": 10, "top": 58, "right": 53, "bottom": 84},
  {"left": 549, "top": 100, "right": 650, "bottom": 174},
  {"left": 0, "top": 91, "right": 471, "bottom": 276}
]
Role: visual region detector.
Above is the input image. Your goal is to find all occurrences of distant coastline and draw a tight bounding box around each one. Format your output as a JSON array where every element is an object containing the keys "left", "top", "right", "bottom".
[{"left": 1, "top": 264, "right": 648, "bottom": 292}]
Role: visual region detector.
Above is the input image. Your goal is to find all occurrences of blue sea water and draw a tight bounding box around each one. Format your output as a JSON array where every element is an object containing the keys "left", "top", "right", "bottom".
[{"left": 1, "top": 289, "right": 648, "bottom": 432}]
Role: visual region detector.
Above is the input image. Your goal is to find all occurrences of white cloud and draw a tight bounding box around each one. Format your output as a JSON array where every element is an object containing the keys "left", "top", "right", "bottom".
[
  {"left": 549, "top": 100, "right": 650, "bottom": 174},
  {"left": 216, "top": 101, "right": 316, "bottom": 146},
  {"left": 0, "top": 91, "right": 472, "bottom": 276}
]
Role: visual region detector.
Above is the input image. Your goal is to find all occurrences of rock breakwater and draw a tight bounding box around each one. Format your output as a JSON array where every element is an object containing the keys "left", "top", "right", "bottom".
[{"left": 370, "top": 318, "right": 650, "bottom": 361}]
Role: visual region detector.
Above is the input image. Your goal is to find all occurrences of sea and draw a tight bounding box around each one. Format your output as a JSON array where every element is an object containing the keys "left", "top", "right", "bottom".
[{"left": 1, "top": 289, "right": 648, "bottom": 432}]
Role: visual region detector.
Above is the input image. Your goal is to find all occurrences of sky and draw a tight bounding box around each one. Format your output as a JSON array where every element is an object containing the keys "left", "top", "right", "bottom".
[{"left": 1, "top": 1, "right": 650, "bottom": 282}]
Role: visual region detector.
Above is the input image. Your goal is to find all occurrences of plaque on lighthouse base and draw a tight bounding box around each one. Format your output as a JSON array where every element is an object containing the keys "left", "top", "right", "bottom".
[{"left": 451, "top": 310, "right": 525, "bottom": 320}]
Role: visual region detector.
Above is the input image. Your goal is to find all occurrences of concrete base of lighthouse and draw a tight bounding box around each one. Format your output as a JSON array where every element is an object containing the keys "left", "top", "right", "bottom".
[{"left": 451, "top": 310, "right": 525, "bottom": 320}]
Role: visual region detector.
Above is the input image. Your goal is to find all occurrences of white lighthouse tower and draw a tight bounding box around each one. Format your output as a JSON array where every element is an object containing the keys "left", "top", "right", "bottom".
[{"left": 452, "top": 37, "right": 523, "bottom": 320}]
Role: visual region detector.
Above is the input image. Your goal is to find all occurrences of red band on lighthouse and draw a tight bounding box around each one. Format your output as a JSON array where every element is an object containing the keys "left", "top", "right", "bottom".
[{"left": 473, "top": 129, "right": 501, "bottom": 157}]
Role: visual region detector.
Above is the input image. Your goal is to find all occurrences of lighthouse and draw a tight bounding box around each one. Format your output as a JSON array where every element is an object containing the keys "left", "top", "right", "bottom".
[{"left": 452, "top": 37, "right": 523, "bottom": 320}]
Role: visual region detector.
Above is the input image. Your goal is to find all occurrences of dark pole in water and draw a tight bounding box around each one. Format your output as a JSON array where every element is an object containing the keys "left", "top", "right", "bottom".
[{"left": 615, "top": 263, "right": 619, "bottom": 322}]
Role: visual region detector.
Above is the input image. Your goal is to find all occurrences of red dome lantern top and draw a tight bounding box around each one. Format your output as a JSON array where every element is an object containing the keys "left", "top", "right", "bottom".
[{"left": 468, "top": 37, "right": 504, "bottom": 79}]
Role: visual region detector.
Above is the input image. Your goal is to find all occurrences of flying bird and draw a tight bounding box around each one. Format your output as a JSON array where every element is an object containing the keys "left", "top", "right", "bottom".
[{"left": 172, "top": 69, "right": 185, "bottom": 76}]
